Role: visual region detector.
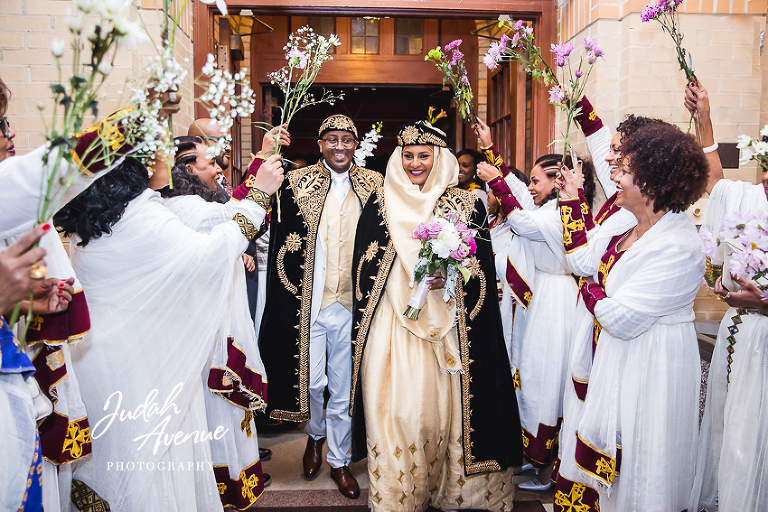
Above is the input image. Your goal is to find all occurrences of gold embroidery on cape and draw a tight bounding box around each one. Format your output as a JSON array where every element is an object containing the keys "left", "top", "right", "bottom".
[
  {"left": 561, "top": 204, "right": 586, "bottom": 249},
  {"left": 554, "top": 481, "right": 593, "bottom": 512},
  {"left": 63, "top": 421, "right": 91, "bottom": 460},
  {"left": 29, "top": 315, "right": 44, "bottom": 331},
  {"left": 276, "top": 233, "right": 302, "bottom": 296},
  {"left": 436, "top": 188, "right": 475, "bottom": 226},
  {"left": 513, "top": 368, "right": 521, "bottom": 390},
  {"left": 581, "top": 202, "right": 590, "bottom": 216},
  {"left": 595, "top": 457, "right": 617, "bottom": 484},
  {"left": 350, "top": 166, "right": 383, "bottom": 206},
  {"left": 240, "top": 470, "right": 260, "bottom": 502},
  {"left": 483, "top": 148, "right": 503, "bottom": 169},
  {"left": 350, "top": 240, "right": 397, "bottom": 412},
  {"left": 217, "top": 482, "right": 227, "bottom": 494},
  {"left": 466, "top": 256, "right": 485, "bottom": 321},
  {"left": 356, "top": 242, "right": 381, "bottom": 301},
  {"left": 456, "top": 277, "right": 502, "bottom": 475}
]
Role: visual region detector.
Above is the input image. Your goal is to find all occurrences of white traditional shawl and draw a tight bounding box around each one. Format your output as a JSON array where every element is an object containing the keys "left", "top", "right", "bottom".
[
  {"left": 70, "top": 189, "right": 264, "bottom": 511},
  {"left": 576, "top": 211, "right": 704, "bottom": 496}
]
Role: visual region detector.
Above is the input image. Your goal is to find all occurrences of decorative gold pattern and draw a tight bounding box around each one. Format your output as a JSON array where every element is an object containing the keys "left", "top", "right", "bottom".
[
  {"left": 71, "top": 479, "right": 111, "bottom": 512},
  {"left": 512, "top": 368, "right": 521, "bottom": 390},
  {"left": 271, "top": 164, "right": 381, "bottom": 422},
  {"left": 46, "top": 350, "right": 65, "bottom": 371},
  {"left": 240, "top": 470, "right": 260, "bottom": 502},
  {"left": 598, "top": 255, "right": 615, "bottom": 287},
  {"left": 466, "top": 256, "right": 485, "bottom": 321},
  {"left": 397, "top": 122, "right": 448, "bottom": 147},
  {"left": 217, "top": 482, "right": 227, "bottom": 494},
  {"left": 561, "top": 205, "right": 586, "bottom": 248},
  {"left": 244, "top": 187, "right": 271, "bottom": 212},
  {"left": 554, "top": 482, "right": 592, "bottom": 512},
  {"left": 63, "top": 421, "right": 92, "bottom": 459},
  {"left": 319, "top": 114, "right": 358, "bottom": 139},
  {"left": 350, "top": 240, "right": 397, "bottom": 412},
  {"left": 594, "top": 457, "right": 616, "bottom": 484},
  {"left": 233, "top": 213, "right": 258, "bottom": 241},
  {"left": 455, "top": 277, "right": 502, "bottom": 475},
  {"left": 277, "top": 232, "right": 302, "bottom": 295},
  {"left": 357, "top": 242, "right": 382, "bottom": 300}
]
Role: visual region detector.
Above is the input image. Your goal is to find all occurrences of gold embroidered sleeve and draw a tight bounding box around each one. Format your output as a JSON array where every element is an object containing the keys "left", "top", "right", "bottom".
[
  {"left": 233, "top": 213, "right": 259, "bottom": 241},
  {"left": 244, "top": 187, "right": 272, "bottom": 213}
]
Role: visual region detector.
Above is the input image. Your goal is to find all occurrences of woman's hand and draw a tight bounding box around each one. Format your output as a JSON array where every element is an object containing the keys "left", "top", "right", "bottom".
[
  {"left": 252, "top": 154, "right": 284, "bottom": 195},
  {"left": 25, "top": 277, "right": 75, "bottom": 315},
  {"left": 427, "top": 268, "right": 446, "bottom": 290},
  {"left": 714, "top": 275, "right": 768, "bottom": 311},
  {"left": 560, "top": 161, "right": 583, "bottom": 200},
  {"left": 476, "top": 161, "right": 500, "bottom": 183},
  {"left": 0, "top": 224, "right": 50, "bottom": 317},
  {"left": 684, "top": 81, "right": 710, "bottom": 118},
  {"left": 242, "top": 254, "right": 256, "bottom": 273},
  {"left": 473, "top": 119, "right": 493, "bottom": 148},
  {"left": 261, "top": 123, "right": 291, "bottom": 157}
]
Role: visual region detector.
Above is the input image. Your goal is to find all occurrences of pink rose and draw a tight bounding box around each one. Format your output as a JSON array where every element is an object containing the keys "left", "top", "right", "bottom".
[
  {"left": 457, "top": 224, "right": 473, "bottom": 244},
  {"left": 450, "top": 243, "right": 469, "bottom": 261},
  {"left": 467, "top": 238, "right": 477, "bottom": 255},
  {"left": 413, "top": 223, "right": 429, "bottom": 240},
  {"left": 424, "top": 221, "right": 443, "bottom": 238}
]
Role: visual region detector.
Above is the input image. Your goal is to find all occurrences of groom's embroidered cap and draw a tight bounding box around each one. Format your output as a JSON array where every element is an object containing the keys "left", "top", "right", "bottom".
[
  {"left": 318, "top": 114, "right": 358, "bottom": 140},
  {"left": 397, "top": 121, "right": 447, "bottom": 148}
]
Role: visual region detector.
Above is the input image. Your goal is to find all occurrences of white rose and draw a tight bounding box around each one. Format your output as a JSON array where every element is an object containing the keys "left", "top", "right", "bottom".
[
  {"left": 437, "top": 225, "right": 461, "bottom": 251},
  {"left": 430, "top": 239, "right": 451, "bottom": 259},
  {"left": 736, "top": 134, "right": 752, "bottom": 150}
]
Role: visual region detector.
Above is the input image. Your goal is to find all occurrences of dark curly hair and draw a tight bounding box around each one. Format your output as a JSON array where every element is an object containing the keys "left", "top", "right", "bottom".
[
  {"left": 617, "top": 114, "right": 665, "bottom": 146},
  {"left": 159, "top": 156, "right": 229, "bottom": 204},
  {"left": 620, "top": 122, "right": 707, "bottom": 213},
  {"left": 0, "top": 76, "right": 9, "bottom": 117},
  {"left": 53, "top": 157, "right": 150, "bottom": 246}
]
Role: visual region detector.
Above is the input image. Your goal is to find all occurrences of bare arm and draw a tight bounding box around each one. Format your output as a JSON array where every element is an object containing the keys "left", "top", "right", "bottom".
[{"left": 684, "top": 81, "right": 723, "bottom": 194}]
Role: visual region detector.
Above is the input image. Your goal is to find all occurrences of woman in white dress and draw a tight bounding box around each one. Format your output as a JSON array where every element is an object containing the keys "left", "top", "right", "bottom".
[
  {"left": 686, "top": 81, "right": 768, "bottom": 512},
  {"left": 572, "top": 121, "right": 707, "bottom": 511},
  {"left": 477, "top": 153, "right": 580, "bottom": 481}
]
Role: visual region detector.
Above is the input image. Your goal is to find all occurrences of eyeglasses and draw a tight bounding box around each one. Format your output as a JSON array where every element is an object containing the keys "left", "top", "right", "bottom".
[
  {"left": 0, "top": 117, "right": 10, "bottom": 138},
  {"left": 321, "top": 137, "right": 355, "bottom": 149}
]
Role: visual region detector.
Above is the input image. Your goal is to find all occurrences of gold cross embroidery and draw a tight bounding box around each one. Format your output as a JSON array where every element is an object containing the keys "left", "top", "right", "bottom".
[
  {"left": 521, "top": 429, "right": 529, "bottom": 448},
  {"left": 240, "top": 471, "right": 260, "bottom": 502},
  {"left": 554, "top": 482, "right": 592, "bottom": 512},
  {"left": 595, "top": 457, "right": 616, "bottom": 484},
  {"left": 561, "top": 206, "right": 585, "bottom": 246},
  {"left": 28, "top": 315, "right": 44, "bottom": 331},
  {"left": 63, "top": 422, "right": 91, "bottom": 459},
  {"left": 217, "top": 482, "right": 227, "bottom": 494},
  {"left": 512, "top": 369, "right": 521, "bottom": 390}
]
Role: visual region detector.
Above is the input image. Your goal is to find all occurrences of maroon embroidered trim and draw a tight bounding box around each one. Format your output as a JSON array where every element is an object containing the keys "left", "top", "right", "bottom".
[
  {"left": 506, "top": 258, "right": 532, "bottom": 308},
  {"left": 208, "top": 336, "right": 267, "bottom": 409},
  {"left": 595, "top": 192, "right": 620, "bottom": 225},
  {"left": 522, "top": 419, "right": 563, "bottom": 467},
  {"left": 574, "top": 432, "right": 621, "bottom": 486},
  {"left": 213, "top": 460, "right": 264, "bottom": 510},
  {"left": 27, "top": 290, "right": 90, "bottom": 344},
  {"left": 560, "top": 197, "right": 588, "bottom": 254},
  {"left": 553, "top": 473, "right": 600, "bottom": 512}
]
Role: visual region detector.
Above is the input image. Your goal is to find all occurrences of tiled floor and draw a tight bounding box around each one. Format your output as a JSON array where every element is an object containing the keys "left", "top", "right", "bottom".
[{"left": 254, "top": 424, "right": 553, "bottom": 510}]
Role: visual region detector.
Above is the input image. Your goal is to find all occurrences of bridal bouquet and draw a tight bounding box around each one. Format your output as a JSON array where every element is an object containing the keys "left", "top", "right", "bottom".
[
  {"left": 405, "top": 210, "right": 477, "bottom": 320},
  {"left": 485, "top": 18, "right": 603, "bottom": 159},
  {"left": 425, "top": 40, "right": 476, "bottom": 123},
  {"left": 736, "top": 125, "right": 768, "bottom": 171},
  {"left": 701, "top": 210, "right": 768, "bottom": 299}
]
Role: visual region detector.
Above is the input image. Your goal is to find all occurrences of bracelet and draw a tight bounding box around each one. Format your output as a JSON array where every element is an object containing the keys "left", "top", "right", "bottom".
[
  {"left": 702, "top": 142, "right": 718, "bottom": 154},
  {"left": 245, "top": 187, "right": 272, "bottom": 212}
]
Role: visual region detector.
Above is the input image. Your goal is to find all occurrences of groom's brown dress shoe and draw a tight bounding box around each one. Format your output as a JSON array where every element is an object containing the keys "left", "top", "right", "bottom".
[
  {"left": 330, "top": 465, "right": 360, "bottom": 499},
  {"left": 302, "top": 436, "right": 325, "bottom": 478}
]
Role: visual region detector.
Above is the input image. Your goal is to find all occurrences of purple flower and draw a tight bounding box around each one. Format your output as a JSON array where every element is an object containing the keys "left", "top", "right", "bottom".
[
  {"left": 729, "top": 249, "right": 753, "bottom": 280},
  {"left": 513, "top": 19, "right": 525, "bottom": 31},
  {"left": 640, "top": 3, "right": 662, "bottom": 22},
  {"left": 575, "top": 69, "right": 584, "bottom": 78},
  {"left": 523, "top": 26, "right": 533, "bottom": 37},
  {"left": 551, "top": 42, "right": 574, "bottom": 59},
  {"left": 450, "top": 244, "right": 469, "bottom": 261},
  {"left": 445, "top": 39, "right": 462, "bottom": 52},
  {"left": 761, "top": 288, "right": 768, "bottom": 301},
  {"left": 461, "top": 75, "right": 469, "bottom": 84},
  {"left": 457, "top": 224, "right": 473, "bottom": 244},
  {"left": 287, "top": 47, "right": 309, "bottom": 69},
  {"left": 549, "top": 86, "right": 565, "bottom": 104},
  {"left": 737, "top": 223, "right": 768, "bottom": 254},
  {"left": 413, "top": 223, "right": 429, "bottom": 240},
  {"left": 555, "top": 55, "right": 567, "bottom": 67},
  {"left": 484, "top": 41, "right": 504, "bottom": 70},
  {"left": 587, "top": 54, "right": 597, "bottom": 64},
  {"left": 511, "top": 32, "right": 520, "bottom": 47},
  {"left": 700, "top": 227, "right": 718, "bottom": 258},
  {"left": 450, "top": 49, "right": 464, "bottom": 67},
  {"left": 424, "top": 221, "right": 444, "bottom": 238},
  {"left": 484, "top": 54, "right": 499, "bottom": 70},
  {"left": 721, "top": 211, "right": 750, "bottom": 240}
]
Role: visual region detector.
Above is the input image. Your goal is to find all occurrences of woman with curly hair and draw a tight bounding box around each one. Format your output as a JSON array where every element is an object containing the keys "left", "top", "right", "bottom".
[{"left": 560, "top": 121, "right": 706, "bottom": 511}]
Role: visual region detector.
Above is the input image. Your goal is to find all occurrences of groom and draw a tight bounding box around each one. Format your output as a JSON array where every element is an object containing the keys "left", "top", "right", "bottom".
[{"left": 258, "top": 115, "right": 382, "bottom": 498}]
